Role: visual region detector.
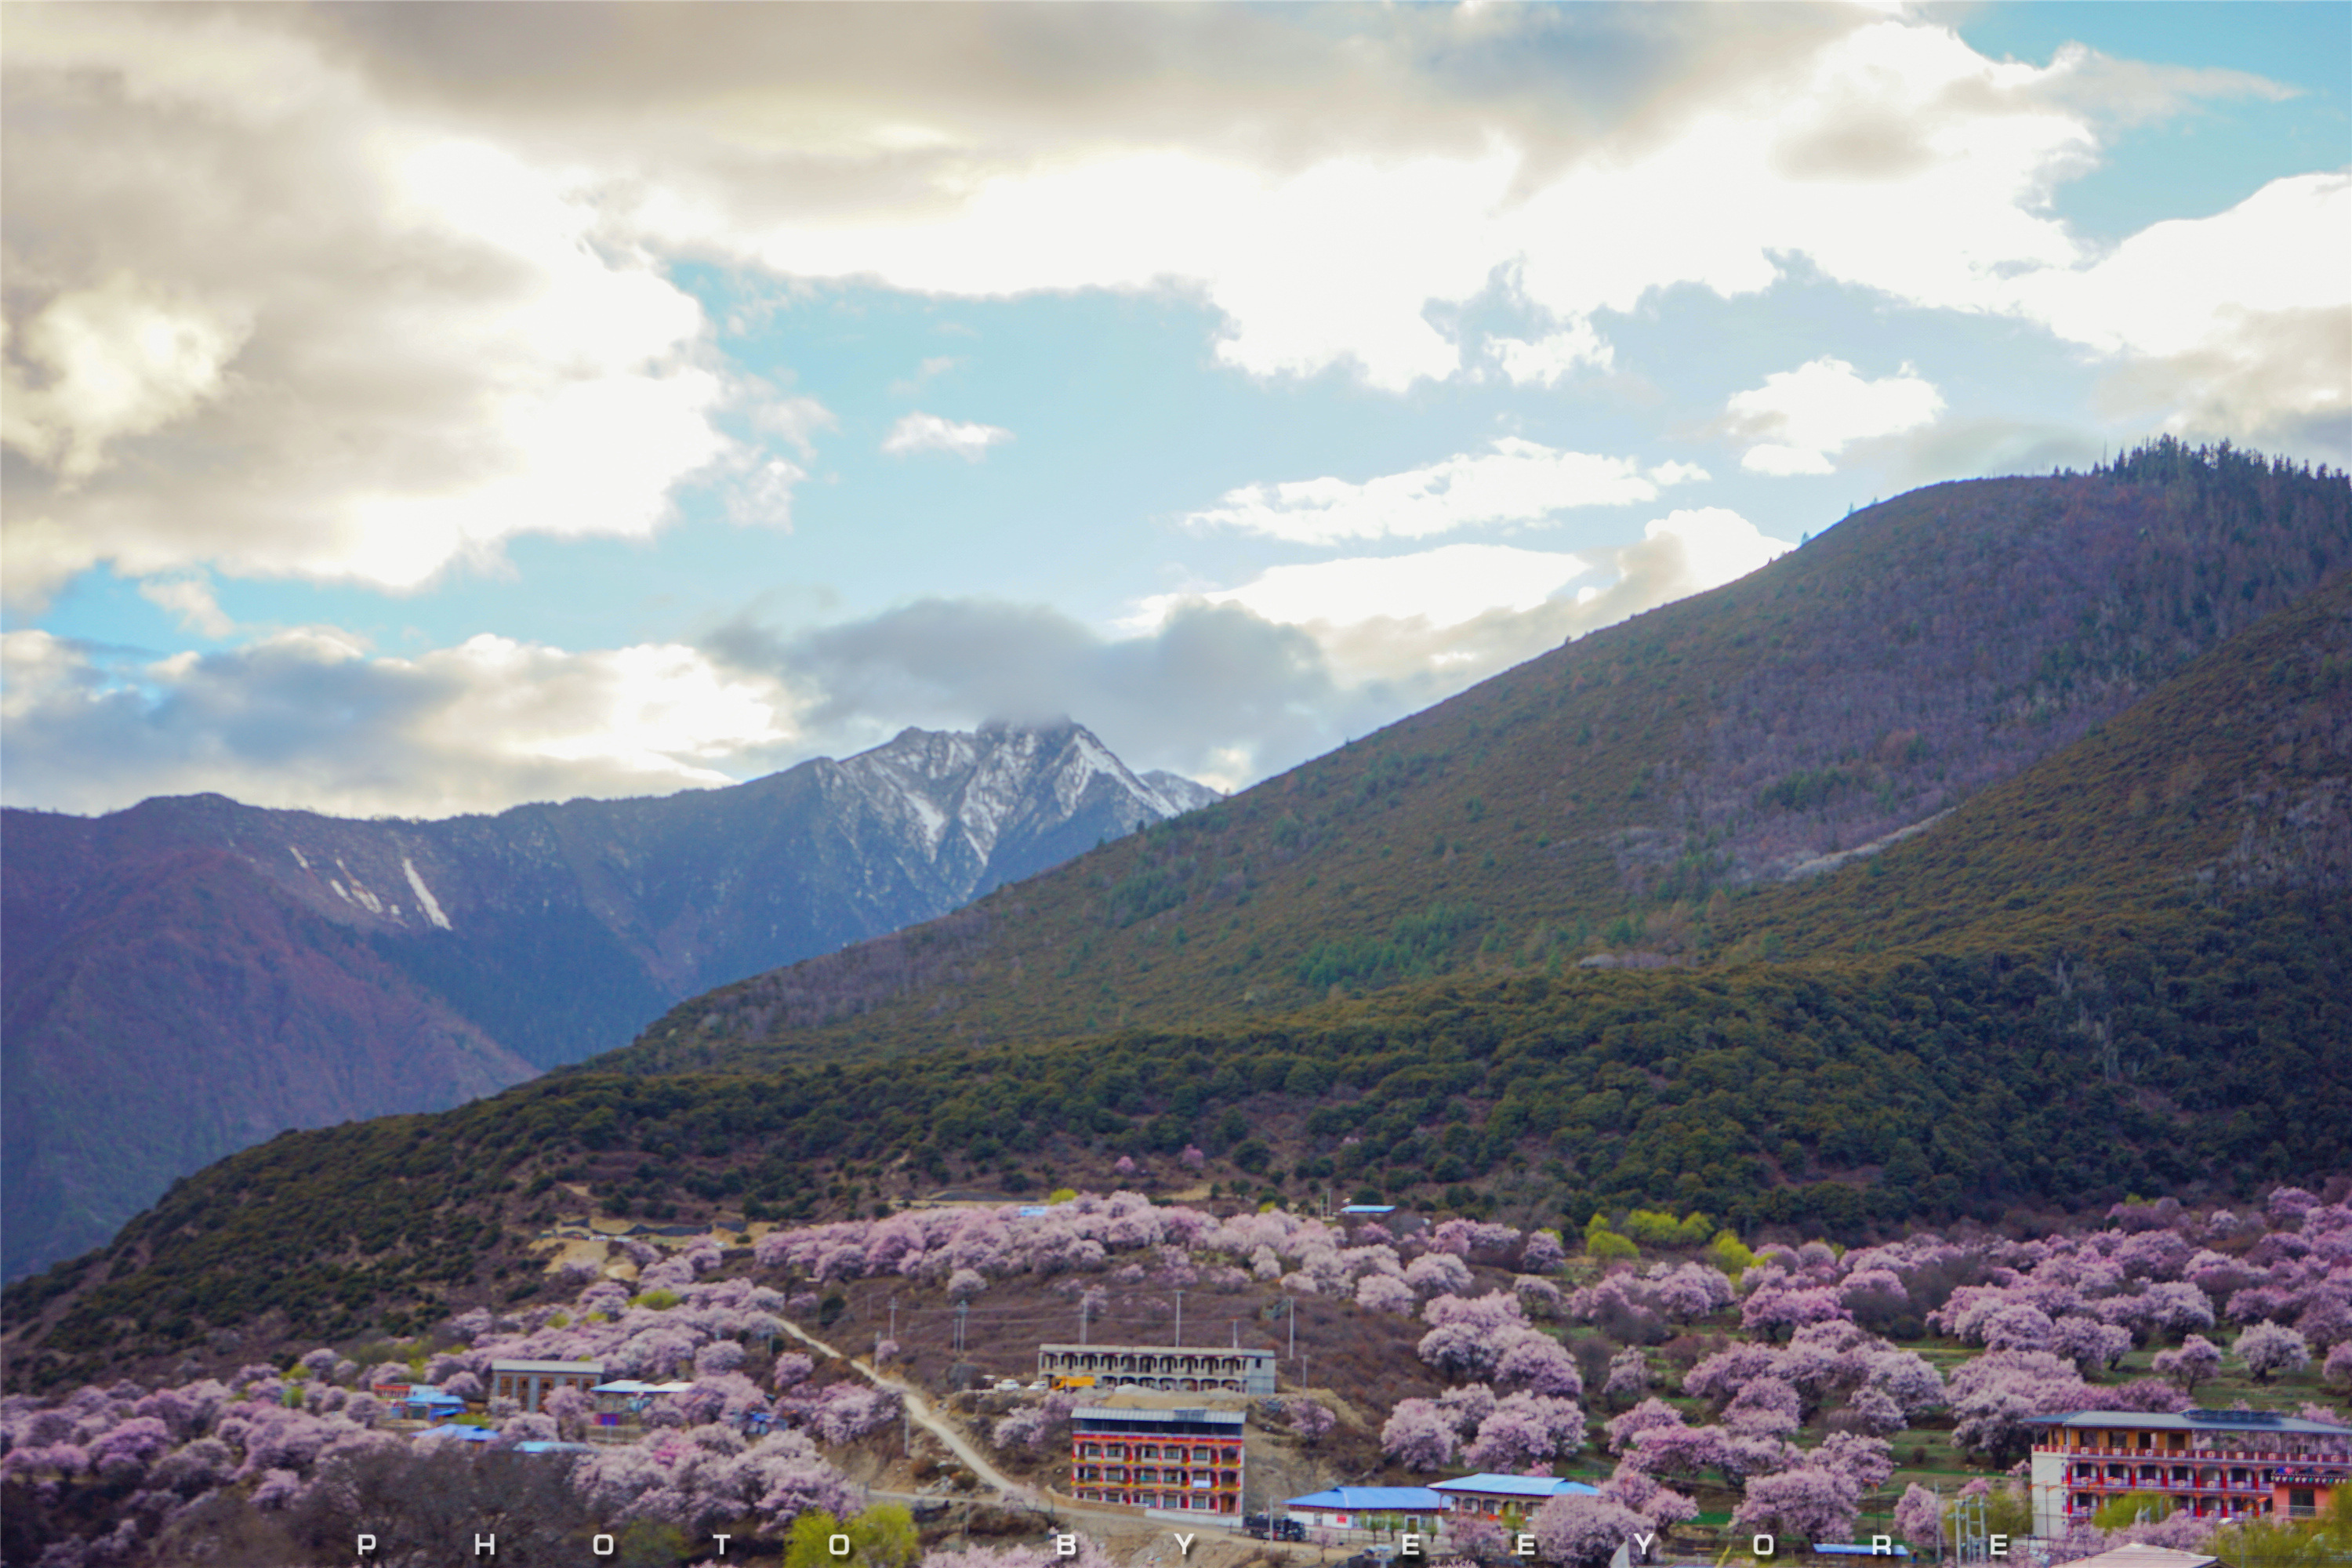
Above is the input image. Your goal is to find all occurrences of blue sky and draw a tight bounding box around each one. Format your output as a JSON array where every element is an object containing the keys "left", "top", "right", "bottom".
[{"left": 3, "top": 2, "right": 2347, "bottom": 817}]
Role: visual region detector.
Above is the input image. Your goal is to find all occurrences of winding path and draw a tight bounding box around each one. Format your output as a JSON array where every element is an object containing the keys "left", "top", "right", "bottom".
[{"left": 776, "top": 1319, "right": 1206, "bottom": 1541}]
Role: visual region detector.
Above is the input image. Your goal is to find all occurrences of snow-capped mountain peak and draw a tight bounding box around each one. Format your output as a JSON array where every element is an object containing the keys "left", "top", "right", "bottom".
[{"left": 834, "top": 720, "right": 1220, "bottom": 896}]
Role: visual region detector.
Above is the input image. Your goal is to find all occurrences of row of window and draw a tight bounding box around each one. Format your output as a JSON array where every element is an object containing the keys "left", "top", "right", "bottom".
[
  {"left": 1067, "top": 1378, "right": 1250, "bottom": 1392},
  {"left": 1043, "top": 1353, "right": 1267, "bottom": 1370},
  {"left": 1071, "top": 1492, "right": 1236, "bottom": 1512},
  {"left": 1075, "top": 1443, "right": 1240, "bottom": 1461},
  {"left": 1073, "top": 1467, "right": 1240, "bottom": 1488},
  {"left": 2067, "top": 1466, "right": 2265, "bottom": 1488},
  {"left": 2050, "top": 1437, "right": 2351, "bottom": 1460},
  {"left": 2068, "top": 1497, "right": 2262, "bottom": 1522}
]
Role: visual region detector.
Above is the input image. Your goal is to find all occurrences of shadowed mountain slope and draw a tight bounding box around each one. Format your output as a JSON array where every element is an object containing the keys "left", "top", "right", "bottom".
[{"left": 0, "top": 721, "right": 1214, "bottom": 1279}]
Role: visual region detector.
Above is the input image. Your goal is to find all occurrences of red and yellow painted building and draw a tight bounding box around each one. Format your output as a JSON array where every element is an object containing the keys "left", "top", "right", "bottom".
[
  {"left": 2026, "top": 1410, "right": 2352, "bottom": 1535},
  {"left": 1069, "top": 1404, "right": 1246, "bottom": 1515}
]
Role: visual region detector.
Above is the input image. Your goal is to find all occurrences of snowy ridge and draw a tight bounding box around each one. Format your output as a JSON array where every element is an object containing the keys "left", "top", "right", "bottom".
[{"left": 835, "top": 720, "right": 1218, "bottom": 895}]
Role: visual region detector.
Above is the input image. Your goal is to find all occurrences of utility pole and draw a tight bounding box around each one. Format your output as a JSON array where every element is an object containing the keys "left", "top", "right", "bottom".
[
  {"left": 1953, "top": 1486, "right": 1985, "bottom": 1568},
  {"left": 1080, "top": 1295, "right": 1091, "bottom": 1346},
  {"left": 1174, "top": 1290, "right": 1185, "bottom": 1348},
  {"left": 1287, "top": 1296, "right": 1296, "bottom": 1362},
  {"left": 889, "top": 1295, "right": 898, "bottom": 1342}
]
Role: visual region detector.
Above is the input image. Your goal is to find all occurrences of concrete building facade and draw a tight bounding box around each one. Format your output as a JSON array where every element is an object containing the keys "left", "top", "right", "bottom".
[{"left": 488, "top": 1359, "right": 604, "bottom": 1414}]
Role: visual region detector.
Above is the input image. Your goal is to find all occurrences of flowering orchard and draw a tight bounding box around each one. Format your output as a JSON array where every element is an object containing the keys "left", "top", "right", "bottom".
[{"left": 4, "top": 1185, "right": 2348, "bottom": 1564}]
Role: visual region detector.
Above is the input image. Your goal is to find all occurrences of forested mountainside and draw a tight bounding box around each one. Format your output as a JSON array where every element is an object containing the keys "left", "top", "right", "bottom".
[
  {"left": 9, "top": 453, "right": 2346, "bottom": 1391},
  {"left": 0, "top": 722, "right": 1215, "bottom": 1281},
  {"left": 611, "top": 441, "right": 2350, "bottom": 1073}
]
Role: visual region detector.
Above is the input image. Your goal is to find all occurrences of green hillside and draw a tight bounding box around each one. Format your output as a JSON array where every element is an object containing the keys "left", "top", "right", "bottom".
[
  {"left": 608, "top": 441, "right": 2350, "bottom": 1076},
  {"left": 9, "top": 498, "right": 2347, "bottom": 1392}
]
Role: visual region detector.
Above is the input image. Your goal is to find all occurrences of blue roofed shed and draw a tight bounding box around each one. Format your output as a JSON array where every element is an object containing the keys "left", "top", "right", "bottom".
[
  {"left": 1432, "top": 1474, "right": 1601, "bottom": 1519},
  {"left": 1282, "top": 1486, "right": 1444, "bottom": 1530},
  {"left": 397, "top": 1387, "right": 467, "bottom": 1423}
]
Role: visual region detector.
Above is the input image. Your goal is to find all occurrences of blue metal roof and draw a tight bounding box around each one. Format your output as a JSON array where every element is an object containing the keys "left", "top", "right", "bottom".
[
  {"left": 1284, "top": 1487, "right": 1445, "bottom": 1511},
  {"left": 1433, "top": 1475, "right": 1602, "bottom": 1498}
]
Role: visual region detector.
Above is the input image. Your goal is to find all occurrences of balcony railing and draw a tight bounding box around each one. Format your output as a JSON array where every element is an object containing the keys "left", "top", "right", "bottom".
[{"left": 2042, "top": 1443, "right": 2351, "bottom": 1466}]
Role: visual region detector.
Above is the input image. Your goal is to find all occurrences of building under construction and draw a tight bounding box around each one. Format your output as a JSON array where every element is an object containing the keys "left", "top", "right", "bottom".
[{"left": 1035, "top": 1343, "right": 1277, "bottom": 1395}]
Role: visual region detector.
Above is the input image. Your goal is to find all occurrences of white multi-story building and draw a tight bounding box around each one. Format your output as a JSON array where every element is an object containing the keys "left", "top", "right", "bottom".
[{"left": 1036, "top": 1342, "right": 1277, "bottom": 1395}]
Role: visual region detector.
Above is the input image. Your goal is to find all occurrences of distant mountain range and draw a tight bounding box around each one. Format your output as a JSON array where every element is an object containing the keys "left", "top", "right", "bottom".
[
  {"left": 0, "top": 721, "right": 1217, "bottom": 1279},
  {"left": 6, "top": 441, "right": 2350, "bottom": 1392}
]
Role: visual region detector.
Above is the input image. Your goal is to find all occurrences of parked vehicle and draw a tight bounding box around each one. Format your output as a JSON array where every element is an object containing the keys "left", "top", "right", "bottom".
[{"left": 1243, "top": 1514, "right": 1272, "bottom": 1540}]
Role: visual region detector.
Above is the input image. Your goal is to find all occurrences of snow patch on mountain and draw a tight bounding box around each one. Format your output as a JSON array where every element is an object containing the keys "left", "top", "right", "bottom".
[{"left": 402, "top": 855, "right": 454, "bottom": 931}]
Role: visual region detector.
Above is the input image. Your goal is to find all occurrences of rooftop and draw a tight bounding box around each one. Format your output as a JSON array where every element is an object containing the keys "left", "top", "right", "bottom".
[
  {"left": 2029, "top": 1412, "right": 2352, "bottom": 1436},
  {"left": 2060, "top": 1547, "right": 2216, "bottom": 1568},
  {"left": 1073, "top": 1406, "right": 1246, "bottom": 1429},
  {"left": 1284, "top": 1487, "right": 1446, "bottom": 1511},
  {"left": 1433, "top": 1474, "right": 1603, "bottom": 1498}
]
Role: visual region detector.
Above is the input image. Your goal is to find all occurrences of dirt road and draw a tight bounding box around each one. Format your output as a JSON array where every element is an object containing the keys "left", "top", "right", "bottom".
[{"left": 782, "top": 1319, "right": 1275, "bottom": 1548}]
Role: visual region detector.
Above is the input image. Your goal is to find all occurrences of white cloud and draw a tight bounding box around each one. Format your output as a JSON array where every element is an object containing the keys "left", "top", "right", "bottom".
[
  {"left": 880, "top": 411, "right": 1014, "bottom": 460},
  {"left": 2001, "top": 172, "right": 2350, "bottom": 452},
  {"left": 1487, "top": 320, "right": 1614, "bottom": 386},
  {"left": 2024, "top": 42, "right": 2301, "bottom": 129},
  {"left": 2, "top": 492, "right": 1800, "bottom": 819},
  {"left": 2005, "top": 173, "right": 2349, "bottom": 360},
  {"left": 1183, "top": 438, "right": 1698, "bottom": 546},
  {"left": 2, "top": 3, "right": 2324, "bottom": 621},
  {"left": 889, "top": 355, "right": 961, "bottom": 395},
  {"left": 1130, "top": 543, "right": 1598, "bottom": 633},
  {"left": 1127, "top": 508, "right": 1794, "bottom": 691},
  {"left": 0, "top": 272, "right": 252, "bottom": 485},
  {"left": 750, "top": 394, "right": 837, "bottom": 457},
  {"left": 725, "top": 457, "right": 811, "bottom": 529},
  {"left": 135, "top": 577, "right": 236, "bottom": 639},
  {"left": 0, "top": 627, "right": 798, "bottom": 818},
  {"left": 1726, "top": 358, "right": 1946, "bottom": 475},
  {"left": 521, "top": 11, "right": 2129, "bottom": 391},
  {"left": 1615, "top": 507, "right": 1797, "bottom": 596},
  {"left": 0, "top": 7, "right": 735, "bottom": 607}
]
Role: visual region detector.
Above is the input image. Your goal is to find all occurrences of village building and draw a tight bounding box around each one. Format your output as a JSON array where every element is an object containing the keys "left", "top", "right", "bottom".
[
  {"left": 1280, "top": 1486, "right": 1445, "bottom": 1534},
  {"left": 1069, "top": 1405, "right": 1247, "bottom": 1515},
  {"left": 2058, "top": 1547, "right": 2216, "bottom": 1568},
  {"left": 1036, "top": 1342, "right": 1277, "bottom": 1395},
  {"left": 393, "top": 1386, "right": 466, "bottom": 1423},
  {"left": 2025, "top": 1410, "right": 2352, "bottom": 1535},
  {"left": 488, "top": 1358, "right": 604, "bottom": 1414},
  {"left": 1432, "top": 1474, "right": 1600, "bottom": 1523}
]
